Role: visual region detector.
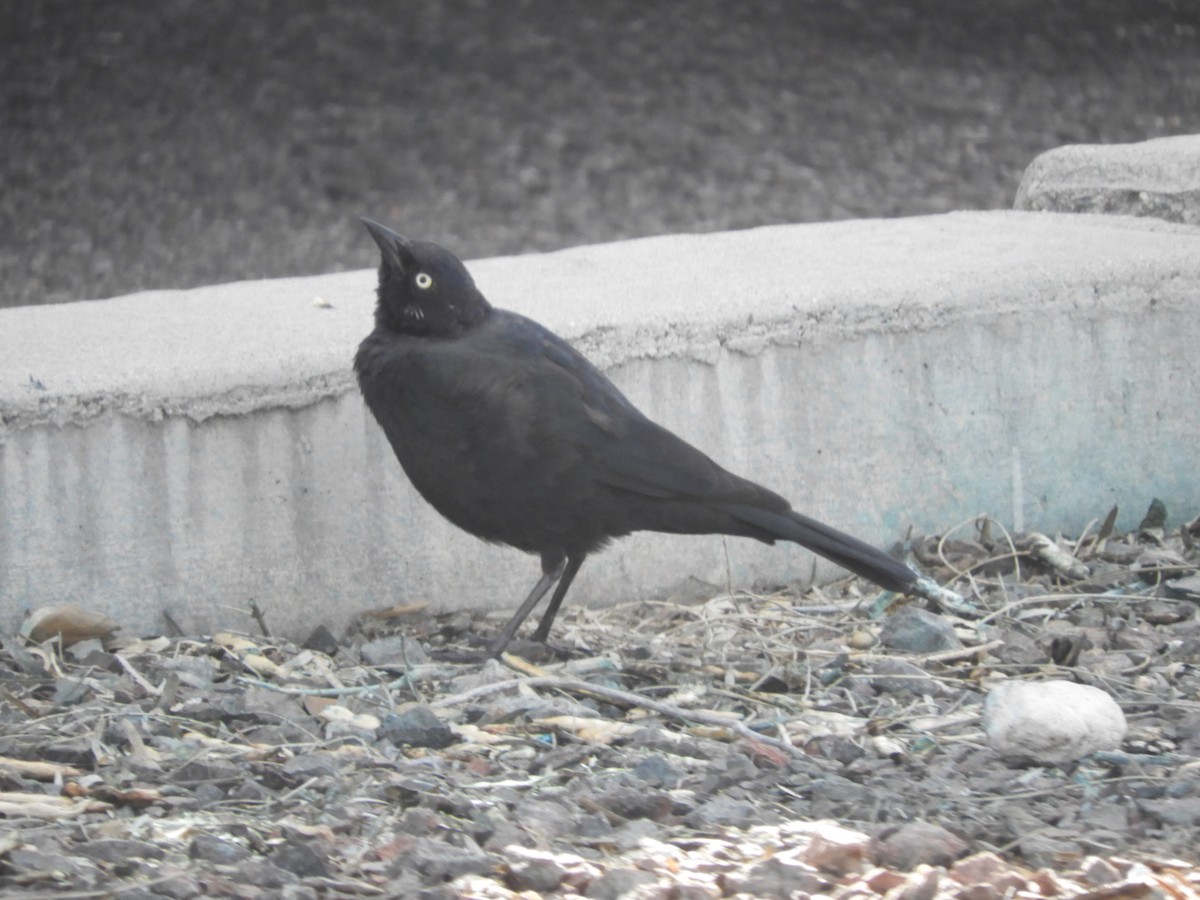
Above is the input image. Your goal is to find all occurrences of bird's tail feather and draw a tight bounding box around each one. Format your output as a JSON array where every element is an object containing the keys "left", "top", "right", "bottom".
[{"left": 726, "top": 505, "right": 916, "bottom": 593}]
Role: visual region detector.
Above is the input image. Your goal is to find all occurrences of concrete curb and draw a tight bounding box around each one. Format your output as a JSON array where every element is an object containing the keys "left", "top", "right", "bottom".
[
  {"left": 1015, "top": 134, "right": 1200, "bottom": 224},
  {"left": 3, "top": 210, "right": 1199, "bottom": 640}
]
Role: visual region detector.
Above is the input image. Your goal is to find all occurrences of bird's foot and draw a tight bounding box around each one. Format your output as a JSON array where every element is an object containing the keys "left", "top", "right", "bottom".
[{"left": 500, "top": 637, "right": 575, "bottom": 664}]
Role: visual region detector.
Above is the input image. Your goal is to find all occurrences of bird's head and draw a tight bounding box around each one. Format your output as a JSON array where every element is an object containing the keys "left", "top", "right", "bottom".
[{"left": 362, "top": 219, "right": 492, "bottom": 337}]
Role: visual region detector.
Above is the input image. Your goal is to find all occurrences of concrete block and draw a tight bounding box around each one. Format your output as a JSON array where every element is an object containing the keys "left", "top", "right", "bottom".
[
  {"left": 3, "top": 211, "right": 1199, "bottom": 639},
  {"left": 1015, "top": 134, "right": 1200, "bottom": 224}
]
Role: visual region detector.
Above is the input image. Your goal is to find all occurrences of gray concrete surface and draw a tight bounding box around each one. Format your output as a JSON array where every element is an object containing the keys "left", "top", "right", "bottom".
[
  {"left": 1015, "top": 134, "right": 1200, "bottom": 224},
  {"left": 3, "top": 210, "right": 1199, "bottom": 640}
]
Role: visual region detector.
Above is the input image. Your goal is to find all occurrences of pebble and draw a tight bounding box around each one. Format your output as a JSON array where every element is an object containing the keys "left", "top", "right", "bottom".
[
  {"left": 269, "top": 839, "right": 331, "bottom": 877},
  {"left": 1136, "top": 796, "right": 1200, "bottom": 826},
  {"left": 869, "top": 658, "right": 945, "bottom": 697},
  {"left": 983, "top": 679, "right": 1127, "bottom": 764},
  {"left": 409, "top": 837, "right": 493, "bottom": 880},
  {"left": 189, "top": 834, "right": 251, "bottom": 865},
  {"left": 74, "top": 839, "right": 165, "bottom": 863},
  {"left": 682, "top": 795, "right": 758, "bottom": 829},
  {"left": 504, "top": 847, "right": 570, "bottom": 893},
  {"left": 631, "top": 755, "right": 685, "bottom": 788},
  {"left": 360, "top": 634, "right": 430, "bottom": 667},
  {"left": 732, "top": 857, "right": 826, "bottom": 897},
  {"left": 301, "top": 624, "right": 340, "bottom": 656},
  {"left": 584, "top": 867, "right": 657, "bottom": 899},
  {"left": 871, "top": 821, "right": 969, "bottom": 869},
  {"left": 234, "top": 859, "right": 292, "bottom": 890},
  {"left": 879, "top": 606, "right": 962, "bottom": 653},
  {"left": 149, "top": 874, "right": 203, "bottom": 899},
  {"left": 379, "top": 704, "right": 455, "bottom": 748}
]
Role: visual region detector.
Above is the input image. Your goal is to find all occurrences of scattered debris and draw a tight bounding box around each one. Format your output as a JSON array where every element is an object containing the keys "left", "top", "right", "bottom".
[{"left": 0, "top": 505, "right": 1197, "bottom": 896}]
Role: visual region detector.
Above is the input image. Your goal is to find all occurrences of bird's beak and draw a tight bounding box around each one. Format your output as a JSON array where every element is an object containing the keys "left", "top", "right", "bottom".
[{"left": 361, "top": 218, "right": 411, "bottom": 273}]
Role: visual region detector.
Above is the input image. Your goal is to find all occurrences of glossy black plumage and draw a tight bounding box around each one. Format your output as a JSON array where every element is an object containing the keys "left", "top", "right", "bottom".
[{"left": 355, "top": 219, "right": 920, "bottom": 657}]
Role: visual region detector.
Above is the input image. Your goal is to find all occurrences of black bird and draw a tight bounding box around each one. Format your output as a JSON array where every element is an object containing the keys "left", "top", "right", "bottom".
[{"left": 355, "top": 219, "right": 952, "bottom": 657}]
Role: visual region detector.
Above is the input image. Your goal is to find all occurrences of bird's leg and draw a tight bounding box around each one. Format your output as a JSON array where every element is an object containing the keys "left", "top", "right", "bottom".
[
  {"left": 488, "top": 556, "right": 566, "bottom": 658},
  {"left": 530, "top": 554, "right": 586, "bottom": 643}
]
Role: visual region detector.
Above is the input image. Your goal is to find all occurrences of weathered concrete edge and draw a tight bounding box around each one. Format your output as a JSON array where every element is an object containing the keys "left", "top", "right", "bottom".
[
  {"left": 3, "top": 211, "right": 1200, "bottom": 640},
  {"left": 1014, "top": 133, "right": 1200, "bottom": 223},
  {"left": 3, "top": 210, "right": 1199, "bottom": 434}
]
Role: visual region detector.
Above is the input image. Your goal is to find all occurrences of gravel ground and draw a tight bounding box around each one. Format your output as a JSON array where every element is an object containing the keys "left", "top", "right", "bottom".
[
  {"left": 3, "top": 507, "right": 1199, "bottom": 897},
  {"left": 2, "top": 0, "right": 1198, "bottom": 307}
]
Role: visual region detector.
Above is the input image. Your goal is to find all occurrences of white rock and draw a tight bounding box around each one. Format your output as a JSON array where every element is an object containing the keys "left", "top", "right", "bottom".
[{"left": 983, "top": 679, "right": 1126, "bottom": 764}]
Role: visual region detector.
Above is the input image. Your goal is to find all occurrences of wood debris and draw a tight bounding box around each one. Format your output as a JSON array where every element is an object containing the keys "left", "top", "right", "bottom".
[{"left": 0, "top": 502, "right": 1196, "bottom": 896}]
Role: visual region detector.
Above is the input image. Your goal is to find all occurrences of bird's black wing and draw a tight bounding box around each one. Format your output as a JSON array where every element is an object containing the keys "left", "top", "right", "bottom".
[{"left": 518, "top": 318, "right": 790, "bottom": 510}]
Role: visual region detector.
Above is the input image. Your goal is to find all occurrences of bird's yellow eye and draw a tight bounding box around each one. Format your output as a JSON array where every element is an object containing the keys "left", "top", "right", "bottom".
[{"left": 415, "top": 272, "right": 433, "bottom": 289}]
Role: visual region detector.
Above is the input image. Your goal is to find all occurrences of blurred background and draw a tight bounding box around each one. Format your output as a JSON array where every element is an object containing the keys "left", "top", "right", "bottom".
[{"left": 2, "top": 0, "right": 1197, "bottom": 309}]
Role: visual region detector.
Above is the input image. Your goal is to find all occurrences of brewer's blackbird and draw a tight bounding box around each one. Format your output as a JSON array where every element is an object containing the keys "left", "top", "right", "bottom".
[{"left": 355, "top": 219, "right": 947, "bottom": 657}]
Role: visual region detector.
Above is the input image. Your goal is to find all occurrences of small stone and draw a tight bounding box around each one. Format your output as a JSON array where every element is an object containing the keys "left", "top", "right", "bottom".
[
  {"left": 1140, "top": 599, "right": 1191, "bottom": 626},
  {"left": 683, "top": 795, "right": 757, "bottom": 829},
  {"left": 234, "top": 859, "right": 292, "bottom": 890},
  {"left": 869, "top": 658, "right": 944, "bottom": 697},
  {"left": 7, "top": 847, "right": 100, "bottom": 880},
  {"left": 602, "top": 818, "right": 661, "bottom": 852},
  {"left": 803, "top": 734, "right": 865, "bottom": 766},
  {"left": 809, "top": 775, "right": 872, "bottom": 807},
  {"left": 149, "top": 874, "right": 203, "bottom": 899},
  {"left": 504, "top": 847, "right": 568, "bottom": 893},
  {"left": 396, "top": 807, "right": 442, "bottom": 836},
  {"left": 847, "top": 629, "right": 876, "bottom": 650},
  {"left": 574, "top": 812, "right": 614, "bottom": 839},
  {"left": 631, "top": 755, "right": 684, "bottom": 788},
  {"left": 158, "top": 654, "right": 221, "bottom": 688},
  {"left": 410, "top": 837, "right": 493, "bottom": 880},
  {"left": 733, "top": 855, "right": 826, "bottom": 898},
  {"left": 302, "top": 624, "right": 340, "bottom": 656},
  {"left": 241, "top": 685, "right": 306, "bottom": 722},
  {"left": 798, "top": 821, "right": 871, "bottom": 876},
  {"left": 270, "top": 839, "right": 330, "bottom": 878},
  {"left": 984, "top": 679, "right": 1126, "bottom": 764},
  {"left": 40, "top": 737, "right": 95, "bottom": 767},
  {"left": 281, "top": 752, "right": 345, "bottom": 779},
  {"left": 361, "top": 634, "right": 430, "bottom": 667},
  {"left": 173, "top": 757, "right": 243, "bottom": 785},
  {"left": 53, "top": 676, "right": 92, "bottom": 705},
  {"left": 1137, "top": 796, "right": 1200, "bottom": 826},
  {"left": 513, "top": 798, "right": 578, "bottom": 840},
  {"left": 709, "top": 752, "right": 757, "bottom": 789},
  {"left": 1081, "top": 855, "right": 1123, "bottom": 886},
  {"left": 591, "top": 783, "right": 672, "bottom": 821},
  {"left": 379, "top": 705, "right": 455, "bottom": 749},
  {"left": 228, "top": 779, "right": 271, "bottom": 803},
  {"left": 949, "top": 851, "right": 1025, "bottom": 895},
  {"left": 872, "top": 822, "right": 969, "bottom": 870},
  {"left": 584, "top": 867, "right": 657, "bottom": 899},
  {"left": 75, "top": 838, "right": 165, "bottom": 863},
  {"left": 189, "top": 834, "right": 251, "bottom": 864},
  {"left": 880, "top": 606, "right": 962, "bottom": 653}
]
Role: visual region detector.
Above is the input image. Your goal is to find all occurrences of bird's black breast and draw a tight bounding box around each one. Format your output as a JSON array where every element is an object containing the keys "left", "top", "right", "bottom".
[{"left": 355, "top": 311, "right": 626, "bottom": 557}]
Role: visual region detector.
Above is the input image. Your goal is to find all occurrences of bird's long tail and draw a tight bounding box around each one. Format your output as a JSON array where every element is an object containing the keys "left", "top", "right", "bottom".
[{"left": 726, "top": 505, "right": 917, "bottom": 593}]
